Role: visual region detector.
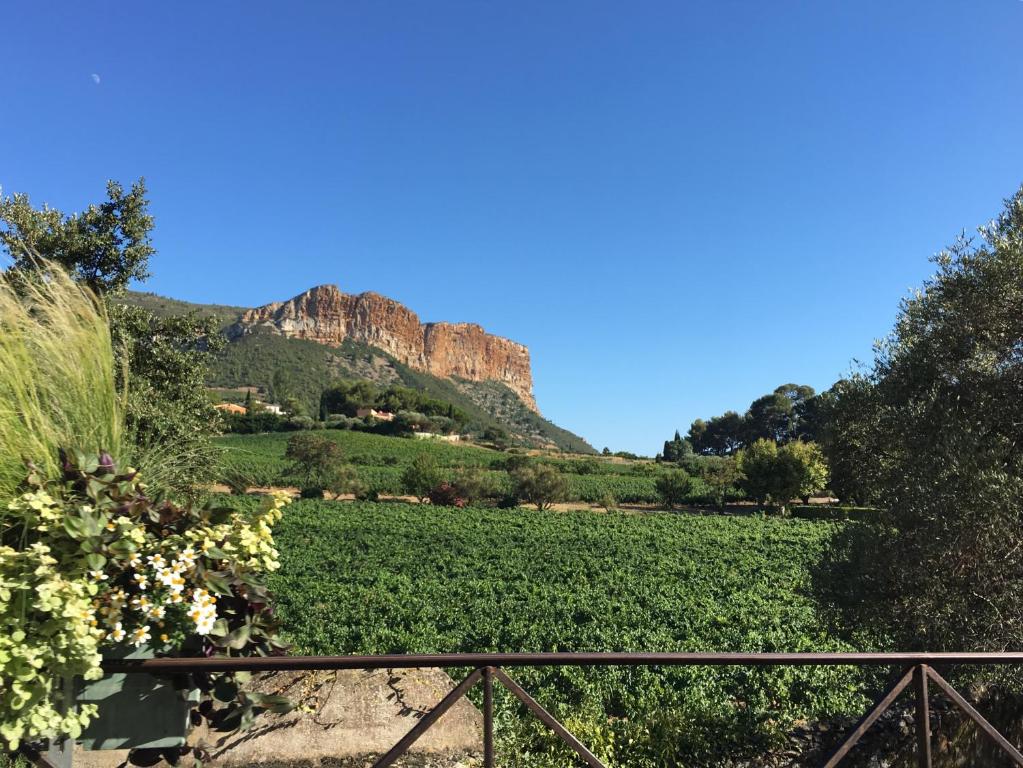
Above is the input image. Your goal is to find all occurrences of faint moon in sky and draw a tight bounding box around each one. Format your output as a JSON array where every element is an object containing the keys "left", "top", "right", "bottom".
[{"left": 91, "top": 73, "right": 101, "bottom": 85}]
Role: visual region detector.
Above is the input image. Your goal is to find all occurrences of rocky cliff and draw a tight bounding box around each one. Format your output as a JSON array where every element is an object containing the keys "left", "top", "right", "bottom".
[{"left": 228, "top": 285, "right": 537, "bottom": 411}]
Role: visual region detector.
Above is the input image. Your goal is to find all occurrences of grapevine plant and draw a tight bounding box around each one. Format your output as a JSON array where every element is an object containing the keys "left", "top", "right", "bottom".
[{"left": 0, "top": 451, "right": 293, "bottom": 764}]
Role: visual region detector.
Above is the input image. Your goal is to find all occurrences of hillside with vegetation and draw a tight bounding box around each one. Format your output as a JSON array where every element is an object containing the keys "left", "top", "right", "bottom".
[{"left": 120, "top": 291, "right": 595, "bottom": 453}]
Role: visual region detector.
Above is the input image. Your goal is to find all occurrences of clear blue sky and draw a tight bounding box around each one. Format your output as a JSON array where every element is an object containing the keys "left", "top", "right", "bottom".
[{"left": 3, "top": 2, "right": 1022, "bottom": 454}]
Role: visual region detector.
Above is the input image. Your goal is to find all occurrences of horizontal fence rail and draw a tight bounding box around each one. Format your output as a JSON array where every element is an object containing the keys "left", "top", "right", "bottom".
[{"left": 25, "top": 653, "right": 1023, "bottom": 768}]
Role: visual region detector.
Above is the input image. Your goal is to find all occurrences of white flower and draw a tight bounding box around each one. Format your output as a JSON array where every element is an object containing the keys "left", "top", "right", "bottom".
[
  {"left": 88, "top": 569, "right": 108, "bottom": 582},
  {"left": 147, "top": 553, "right": 167, "bottom": 569},
  {"left": 108, "top": 622, "right": 126, "bottom": 643},
  {"left": 132, "top": 573, "right": 149, "bottom": 591},
  {"left": 175, "top": 547, "right": 197, "bottom": 571},
  {"left": 131, "top": 595, "right": 151, "bottom": 613},
  {"left": 130, "top": 625, "right": 151, "bottom": 647},
  {"left": 128, "top": 553, "right": 142, "bottom": 569},
  {"left": 187, "top": 588, "right": 218, "bottom": 635}
]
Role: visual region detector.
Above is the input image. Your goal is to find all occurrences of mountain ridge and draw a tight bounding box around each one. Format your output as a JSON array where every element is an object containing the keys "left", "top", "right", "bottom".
[
  {"left": 228, "top": 284, "right": 537, "bottom": 411},
  {"left": 121, "top": 288, "right": 594, "bottom": 453}
]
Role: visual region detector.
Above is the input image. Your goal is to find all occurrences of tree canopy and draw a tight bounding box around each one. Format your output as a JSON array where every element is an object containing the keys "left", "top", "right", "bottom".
[
  {"left": 822, "top": 184, "right": 1023, "bottom": 650},
  {"left": 0, "top": 179, "right": 154, "bottom": 294}
]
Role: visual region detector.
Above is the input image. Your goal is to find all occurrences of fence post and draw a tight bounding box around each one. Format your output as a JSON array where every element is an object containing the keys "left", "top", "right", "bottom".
[
  {"left": 484, "top": 666, "right": 495, "bottom": 768},
  {"left": 915, "top": 664, "right": 932, "bottom": 768}
]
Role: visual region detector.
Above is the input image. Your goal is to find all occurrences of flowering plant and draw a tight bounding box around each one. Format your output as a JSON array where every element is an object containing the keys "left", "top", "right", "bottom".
[{"left": 1, "top": 451, "right": 293, "bottom": 763}]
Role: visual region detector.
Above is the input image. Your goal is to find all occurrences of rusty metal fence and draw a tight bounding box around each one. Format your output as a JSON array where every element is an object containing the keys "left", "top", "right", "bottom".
[{"left": 24, "top": 652, "right": 1023, "bottom": 767}]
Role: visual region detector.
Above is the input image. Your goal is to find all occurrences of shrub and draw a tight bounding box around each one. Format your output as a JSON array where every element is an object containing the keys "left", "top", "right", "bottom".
[
  {"left": 283, "top": 433, "right": 350, "bottom": 497},
  {"left": 781, "top": 440, "right": 829, "bottom": 503},
  {"left": 451, "top": 466, "right": 500, "bottom": 505},
  {"left": 598, "top": 491, "right": 618, "bottom": 512},
  {"left": 511, "top": 464, "right": 569, "bottom": 510},
  {"left": 502, "top": 454, "right": 533, "bottom": 473},
  {"left": 654, "top": 470, "right": 693, "bottom": 509},
  {"left": 353, "top": 484, "right": 381, "bottom": 502},
  {"left": 401, "top": 455, "right": 444, "bottom": 503},
  {"left": 428, "top": 482, "right": 466, "bottom": 508}
]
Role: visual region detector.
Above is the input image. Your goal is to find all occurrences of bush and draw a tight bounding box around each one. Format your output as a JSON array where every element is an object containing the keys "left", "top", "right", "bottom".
[
  {"left": 0, "top": 452, "right": 291, "bottom": 752},
  {"left": 502, "top": 454, "right": 533, "bottom": 473},
  {"left": 401, "top": 455, "right": 444, "bottom": 502},
  {"left": 284, "top": 433, "right": 351, "bottom": 497},
  {"left": 736, "top": 439, "right": 801, "bottom": 513},
  {"left": 224, "top": 411, "right": 287, "bottom": 434},
  {"left": 511, "top": 464, "right": 569, "bottom": 510},
  {"left": 428, "top": 482, "right": 466, "bottom": 508},
  {"left": 450, "top": 466, "right": 500, "bottom": 506},
  {"left": 598, "top": 491, "right": 618, "bottom": 512},
  {"left": 655, "top": 470, "right": 693, "bottom": 509}
]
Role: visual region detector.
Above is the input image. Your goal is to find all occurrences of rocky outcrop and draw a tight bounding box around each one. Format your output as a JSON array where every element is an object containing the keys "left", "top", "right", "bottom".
[{"left": 228, "top": 285, "right": 537, "bottom": 411}]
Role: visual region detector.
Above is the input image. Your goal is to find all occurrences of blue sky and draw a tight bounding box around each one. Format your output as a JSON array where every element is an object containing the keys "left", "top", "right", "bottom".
[{"left": 2, "top": 2, "right": 1022, "bottom": 454}]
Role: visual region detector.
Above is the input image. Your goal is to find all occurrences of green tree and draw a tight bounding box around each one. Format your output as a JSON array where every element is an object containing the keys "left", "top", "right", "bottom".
[
  {"left": 779, "top": 440, "right": 829, "bottom": 504},
  {"left": 661, "top": 430, "right": 693, "bottom": 463},
  {"left": 1, "top": 181, "right": 220, "bottom": 497},
  {"left": 746, "top": 391, "right": 797, "bottom": 444},
  {"left": 654, "top": 470, "right": 693, "bottom": 509},
  {"left": 736, "top": 439, "right": 802, "bottom": 513},
  {"left": 0, "top": 179, "right": 154, "bottom": 294},
  {"left": 697, "top": 456, "right": 742, "bottom": 511},
  {"left": 688, "top": 411, "right": 746, "bottom": 455},
  {"left": 814, "top": 377, "right": 880, "bottom": 504},
  {"left": 284, "top": 433, "right": 348, "bottom": 498},
  {"left": 823, "top": 185, "right": 1023, "bottom": 651},
  {"left": 511, "top": 464, "right": 569, "bottom": 510},
  {"left": 107, "top": 303, "right": 225, "bottom": 494},
  {"left": 401, "top": 454, "right": 444, "bottom": 503}
]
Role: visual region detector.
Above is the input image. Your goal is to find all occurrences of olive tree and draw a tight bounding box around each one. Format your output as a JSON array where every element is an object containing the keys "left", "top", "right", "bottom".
[
  {"left": 511, "top": 464, "right": 569, "bottom": 510},
  {"left": 823, "top": 184, "right": 1023, "bottom": 651}
]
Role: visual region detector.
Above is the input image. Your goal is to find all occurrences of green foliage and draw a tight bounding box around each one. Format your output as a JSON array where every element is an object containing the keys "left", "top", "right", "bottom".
[
  {"left": 267, "top": 500, "right": 867, "bottom": 766},
  {"left": 688, "top": 411, "right": 746, "bottom": 456},
  {"left": 735, "top": 439, "right": 803, "bottom": 512},
  {"left": 511, "top": 464, "right": 569, "bottom": 510},
  {"left": 821, "top": 184, "right": 1023, "bottom": 652},
  {"left": 783, "top": 440, "right": 829, "bottom": 502},
  {"left": 118, "top": 290, "right": 245, "bottom": 328},
  {"left": 0, "top": 179, "right": 153, "bottom": 295},
  {"left": 108, "top": 303, "right": 225, "bottom": 496},
  {"left": 685, "top": 385, "right": 817, "bottom": 456},
  {"left": 209, "top": 331, "right": 595, "bottom": 453},
  {"left": 0, "top": 267, "right": 127, "bottom": 501},
  {"left": 283, "top": 433, "right": 353, "bottom": 498},
  {"left": 0, "top": 453, "right": 291, "bottom": 753},
  {"left": 654, "top": 469, "right": 693, "bottom": 508},
  {"left": 401, "top": 454, "right": 444, "bottom": 502},
  {"left": 692, "top": 455, "right": 743, "bottom": 510},
  {"left": 661, "top": 430, "right": 692, "bottom": 462}
]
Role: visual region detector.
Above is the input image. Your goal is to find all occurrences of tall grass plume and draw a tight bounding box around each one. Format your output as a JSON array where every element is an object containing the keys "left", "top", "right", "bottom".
[{"left": 0, "top": 264, "right": 127, "bottom": 500}]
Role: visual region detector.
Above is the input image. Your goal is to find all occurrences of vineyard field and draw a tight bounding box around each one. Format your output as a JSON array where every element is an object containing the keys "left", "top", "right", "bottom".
[
  {"left": 261, "top": 498, "right": 868, "bottom": 765},
  {"left": 215, "top": 430, "right": 665, "bottom": 502}
]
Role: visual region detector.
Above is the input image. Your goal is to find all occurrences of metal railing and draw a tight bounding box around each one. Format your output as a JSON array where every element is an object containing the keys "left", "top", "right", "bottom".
[{"left": 29, "top": 652, "right": 1023, "bottom": 768}]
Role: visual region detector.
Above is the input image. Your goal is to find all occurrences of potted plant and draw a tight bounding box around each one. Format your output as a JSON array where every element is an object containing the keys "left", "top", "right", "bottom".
[{"left": 2, "top": 452, "right": 294, "bottom": 764}]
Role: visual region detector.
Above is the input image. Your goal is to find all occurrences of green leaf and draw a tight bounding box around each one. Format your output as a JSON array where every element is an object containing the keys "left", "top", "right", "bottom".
[
  {"left": 85, "top": 553, "right": 107, "bottom": 570},
  {"left": 204, "top": 572, "right": 233, "bottom": 596},
  {"left": 224, "top": 624, "right": 251, "bottom": 650}
]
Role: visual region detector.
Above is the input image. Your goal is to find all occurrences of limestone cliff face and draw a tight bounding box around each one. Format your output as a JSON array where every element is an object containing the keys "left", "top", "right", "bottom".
[{"left": 229, "top": 285, "right": 537, "bottom": 411}]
